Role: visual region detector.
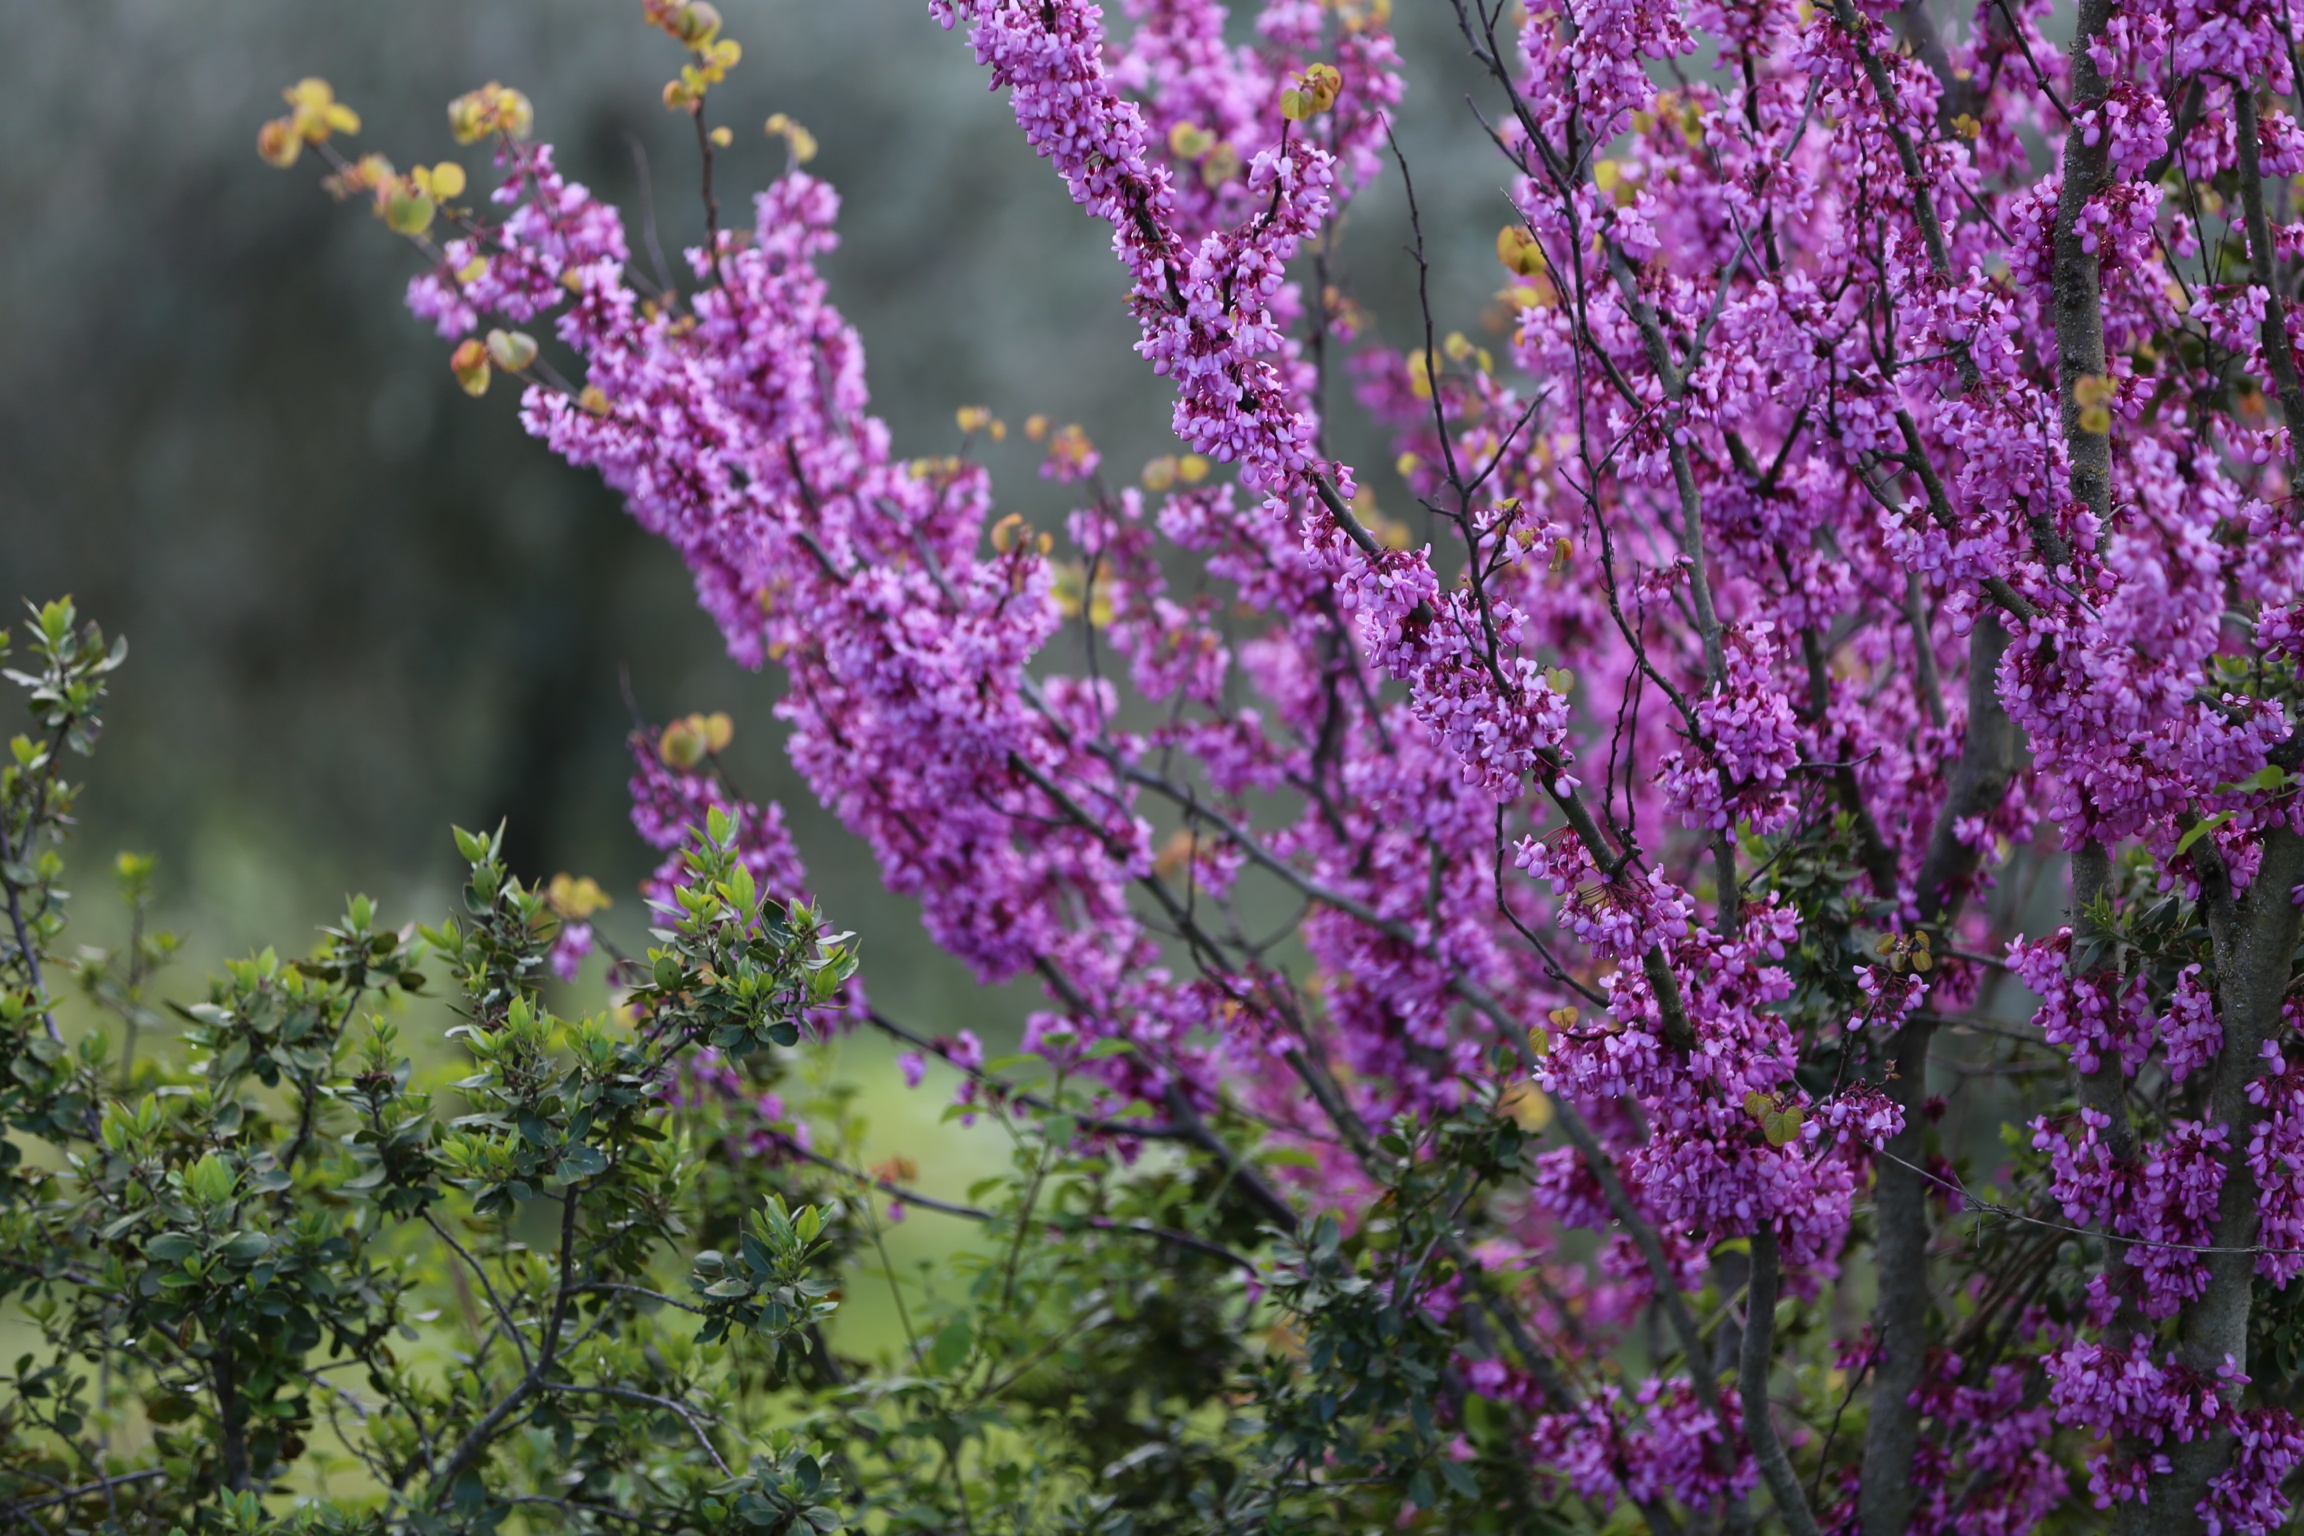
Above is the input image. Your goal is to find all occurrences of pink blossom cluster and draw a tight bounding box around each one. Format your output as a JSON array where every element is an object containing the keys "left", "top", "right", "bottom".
[
  {"left": 1528, "top": 1377, "right": 1754, "bottom": 1512},
  {"left": 1896, "top": 1351, "right": 2070, "bottom": 1536},
  {"left": 2041, "top": 1299, "right": 2304, "bottom": 1528},
  {"left": 1658, "top": 622, "right": 1804, "bottom": 833},
  {"left": 2034, "top": 1109, "right": 2229, "bottom": 1317}
]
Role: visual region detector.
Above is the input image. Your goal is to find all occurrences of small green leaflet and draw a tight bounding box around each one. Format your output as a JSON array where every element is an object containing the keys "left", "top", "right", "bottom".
[{"left": 2175, "top": 811, "right": 2232, "bottom": 857}]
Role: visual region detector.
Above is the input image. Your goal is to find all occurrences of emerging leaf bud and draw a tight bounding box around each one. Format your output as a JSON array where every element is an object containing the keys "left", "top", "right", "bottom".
[
  {"left": 546, "top": 872, "right": 613, "bottom": 920},
  {"left": 659, "top": 720, "right": 706, "bottom": 769},
  {"left": 447, "top": 83, "right": 534, "bottom": 144},
  {"left": 383, "top": 189, "right": 436, "bottom": 237},
  {"left": 989, "top": 513, "right": 1030, "bottom": 554},
  {"left": 764, "top": 113, "right": 818, "bottom": 165},
  {"left": 256, "top": 118, "right": 301, "bottom": 168},
  {"left": 677, "top": 1, "right": 724, "bottom": 44},
  {"left": 645, "top": 0, "right": 724, "bottom": 47},
  {"left": 1405, "top": 348, "right": 1434, "bottom": 400},
  {"left": 1280, "top": 62, "right": 1343, "bottom": 121},
  {"left": 657, "top": 711, "right": 732, "bottom": 769},
  {"left": 449, "top": 339, "right": 492, "bottom": 397},
  {"left": 485, "top": 329, "right": 539, "bottom": 372},
  {"left": 284, "top": 78, "right": 360, "bottom": 144},
  {"left": 1168, "top": 122, "right": 1216, "bottom": 160}
]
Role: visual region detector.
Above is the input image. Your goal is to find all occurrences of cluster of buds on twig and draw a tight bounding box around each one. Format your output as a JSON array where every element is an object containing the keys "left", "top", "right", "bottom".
[
  {"left": 255, "top": 78, "right": 359, "bottom": 169},
  {"left": 1279, "top": 62, "right": 1343, "bottom": 122},
  {"left": 650, "top": 1, "right": 742, "bottom": 114},
  {"left": 446, "top": 81, "right": 534, "bottom": 144}
]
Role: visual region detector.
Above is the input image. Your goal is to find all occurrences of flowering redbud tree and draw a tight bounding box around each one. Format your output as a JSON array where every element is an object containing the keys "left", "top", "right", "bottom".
[{"left": 236, "top": 0, "right": 2304, "bottom": 1527}]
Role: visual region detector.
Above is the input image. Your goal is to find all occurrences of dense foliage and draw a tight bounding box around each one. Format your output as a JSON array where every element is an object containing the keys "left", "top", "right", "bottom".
[{"left": 0, "top": 599, "right": 1316, "bottom": 1536}]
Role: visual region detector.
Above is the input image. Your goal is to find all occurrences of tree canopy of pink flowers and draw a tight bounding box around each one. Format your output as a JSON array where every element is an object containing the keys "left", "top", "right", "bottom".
[{"left": 281, "top": 0, "right": 2304, "bottom": 1526}]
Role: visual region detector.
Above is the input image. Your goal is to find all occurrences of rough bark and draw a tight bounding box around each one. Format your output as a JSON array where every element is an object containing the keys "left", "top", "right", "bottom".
[
  {"left": 1860, "top": 617, "right": 2015, "bottom": 1536},
  {"left": 2150, "top": 831, "right": 2304, "bottom": 1532},
  {"left": 1743, "top": 1228, "right": 1826, "bottom": 1536}
]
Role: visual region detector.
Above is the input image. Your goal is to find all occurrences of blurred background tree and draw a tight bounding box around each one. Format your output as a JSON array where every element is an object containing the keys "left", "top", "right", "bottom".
[{"left": 0, "top": 0, "right": 1500, "bottom": 1029}]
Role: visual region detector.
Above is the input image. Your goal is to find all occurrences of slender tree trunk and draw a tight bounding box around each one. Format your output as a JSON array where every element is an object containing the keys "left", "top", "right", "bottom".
[{"left": 212, "top": 1346, "right": 251, "bottom": 1493}]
